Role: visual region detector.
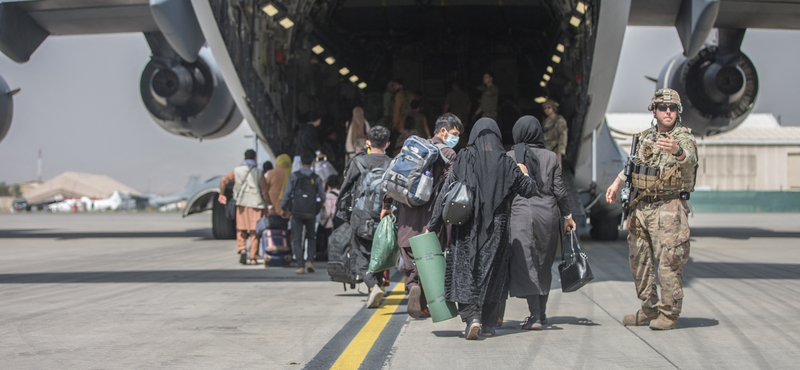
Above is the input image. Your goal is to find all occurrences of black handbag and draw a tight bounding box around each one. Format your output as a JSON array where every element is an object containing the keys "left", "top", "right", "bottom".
[
  {"left": 225, "top": 198, "right": 237, "bottom": 219},
  {"left": 442, "top": 181, "right": 472, "bottom": 226},
  {"left": 558, "top": 230, "right": 594, "bottom": 292}
]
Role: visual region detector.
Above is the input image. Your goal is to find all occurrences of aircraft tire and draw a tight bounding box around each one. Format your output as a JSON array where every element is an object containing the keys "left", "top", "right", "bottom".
[
  {"left": 590, "top": 216, "right": 619, "bottom": 241},
  {"left": 212, "top": 195, "right": 236, "bottom": 240}
]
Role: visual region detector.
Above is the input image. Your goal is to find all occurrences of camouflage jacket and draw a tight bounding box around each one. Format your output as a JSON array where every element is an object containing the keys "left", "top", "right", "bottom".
[
  {"left": 543, "top": 115, "right": 568, "bottom": 155},
  {"left": 618, "top": 124, "right": 699, "bottom": 196}
]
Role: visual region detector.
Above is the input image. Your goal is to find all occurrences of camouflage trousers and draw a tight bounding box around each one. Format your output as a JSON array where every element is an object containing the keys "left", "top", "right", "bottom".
[{"left": 627, "top": 198, "right": 691, "bottom": 318}]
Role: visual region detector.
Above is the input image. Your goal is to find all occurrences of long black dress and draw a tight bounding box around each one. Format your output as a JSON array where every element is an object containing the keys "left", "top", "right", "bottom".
[
  {"left": 507, "top": 144, "right": 571, "bottom": 297},
  {"left": 427, "top": 119, "right": 536, "bottom": 306}
]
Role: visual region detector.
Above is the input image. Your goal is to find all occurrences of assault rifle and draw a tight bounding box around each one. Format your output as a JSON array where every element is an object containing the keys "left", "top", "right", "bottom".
[{"left": 619, "top": 135, "right": 639, "bottom": 230}]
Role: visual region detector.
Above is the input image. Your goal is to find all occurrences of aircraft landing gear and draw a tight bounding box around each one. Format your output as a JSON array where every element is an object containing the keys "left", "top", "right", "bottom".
[
  {"left": 212, "top": 195, "right": 236, "bottom": 239},
  {"left": 589, "top": 215, "right": 620, "bottom": 241}
]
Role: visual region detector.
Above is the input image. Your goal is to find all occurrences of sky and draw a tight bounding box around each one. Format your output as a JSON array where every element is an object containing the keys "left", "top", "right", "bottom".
[{"left": 1, "top": 26, "right": 799, "bottom": 194}]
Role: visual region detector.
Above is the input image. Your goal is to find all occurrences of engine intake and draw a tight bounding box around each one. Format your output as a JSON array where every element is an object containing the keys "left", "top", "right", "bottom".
[
  {"left": 659, "top": 45, "right": 759, "bottom": 137},
  {"left": 140, "top": 47, "right": 241, "bottom": 139}
]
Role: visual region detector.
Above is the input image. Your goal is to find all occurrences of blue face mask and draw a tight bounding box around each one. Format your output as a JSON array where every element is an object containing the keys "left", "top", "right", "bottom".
[{"left": 444, "top": 133, "right": 459, "bottom": 148}]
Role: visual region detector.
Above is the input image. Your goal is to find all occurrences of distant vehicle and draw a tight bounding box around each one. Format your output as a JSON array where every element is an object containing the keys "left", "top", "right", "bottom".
[
  {"left": 11, "top": 198, "right": 26, "bottom": 212},
  {"left": 46, "top": 197, "right": 90, "bottom": 212},
  {"left": 91, "top": 192, "right": 124, "bottom": 211}
]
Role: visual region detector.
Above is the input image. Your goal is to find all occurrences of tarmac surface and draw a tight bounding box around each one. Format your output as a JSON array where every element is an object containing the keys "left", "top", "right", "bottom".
[{"left": 1, "top": 211, "right": 799, "bottom": 369}]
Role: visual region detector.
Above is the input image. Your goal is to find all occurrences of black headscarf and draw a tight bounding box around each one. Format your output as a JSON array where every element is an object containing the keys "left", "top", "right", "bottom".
[
  {"left": 451, "top": 118, "right": 523, "bottom": 262},
  {"left": 511, "top": 116, "right": 544, "bottom": 190}
]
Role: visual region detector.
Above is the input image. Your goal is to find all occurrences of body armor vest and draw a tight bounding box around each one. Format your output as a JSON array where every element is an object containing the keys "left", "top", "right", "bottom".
[{"left": 630, "top": 127, "right": 697, "bottom": 195}]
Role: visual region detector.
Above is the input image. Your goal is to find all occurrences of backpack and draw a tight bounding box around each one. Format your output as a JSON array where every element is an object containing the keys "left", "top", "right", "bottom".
[
  {"left": 382, "top": 136, "right": 450, "bottom": 207},
  {"left": 336, "top": 150, "right": 367, "bottom": 221},
  {"left": 350, "top": 156, "right": 390, "bottom": 240},
  {"left": 289, "top": 172, "right": 324, "bottom": 217},
  {"left": 326, "top": 222, "right": 362, "bottom": 290}
]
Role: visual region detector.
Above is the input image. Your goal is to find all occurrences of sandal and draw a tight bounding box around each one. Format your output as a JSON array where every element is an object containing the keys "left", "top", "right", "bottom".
[
  {"left": 248, "top": 258, "right": 259, "bottom": 265},
  {"left": 465, "top": 319, "right": 481, "bottom": 340}
]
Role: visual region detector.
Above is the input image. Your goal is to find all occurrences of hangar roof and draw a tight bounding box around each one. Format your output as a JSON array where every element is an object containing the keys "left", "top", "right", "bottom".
[{"left": 23, "top": 172, "right": 140, "bottom": 204}]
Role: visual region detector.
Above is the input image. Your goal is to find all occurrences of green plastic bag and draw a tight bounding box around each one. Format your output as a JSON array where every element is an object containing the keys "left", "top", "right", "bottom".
[{"left": 368, "top": 215, "right": 399, "bottom": 273}]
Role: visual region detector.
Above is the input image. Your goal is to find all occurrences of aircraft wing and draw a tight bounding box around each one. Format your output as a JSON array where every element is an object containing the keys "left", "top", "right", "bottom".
[
  {"left": 1, "top": 0, "right": 204, "bottom": 62},
  {"left": 630, "top": 0, "right": 800, "bottom": 30},
  {"left": 5, "top": 0, "right": 158, "bottom": 36}
]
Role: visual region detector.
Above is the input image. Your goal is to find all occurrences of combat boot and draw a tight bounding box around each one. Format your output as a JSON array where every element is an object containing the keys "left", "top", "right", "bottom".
[
  {"left": 649, "top": 314, "right": 679, "bottom": 330},
  {"left": 622, "top": 309, "right": 659, "bottom": 326}
]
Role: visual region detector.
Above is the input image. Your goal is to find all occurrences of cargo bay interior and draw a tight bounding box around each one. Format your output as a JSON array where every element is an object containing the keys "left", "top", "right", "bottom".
[{"left": 210, "top": 0, "right": 596, "bottom": 167}]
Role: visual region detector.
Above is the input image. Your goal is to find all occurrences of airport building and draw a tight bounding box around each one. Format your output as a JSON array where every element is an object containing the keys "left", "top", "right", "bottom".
[{"left": 608, "top": 113, "right": 800, "bottom": 191}]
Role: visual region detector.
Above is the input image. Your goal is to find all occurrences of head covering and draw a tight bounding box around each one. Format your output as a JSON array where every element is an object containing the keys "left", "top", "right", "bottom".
[
  {"left": 511, "top": 116, "right": 544, "bottom": 190},
  {"left": 350, "top": 107, "right": 367, "bottom": 143},
  {"left": 451, "top": 118, "right": 525, "bottom": 263},
  {"left": 543, "top": 99, "right": 559, "bottom": 111},
  {"left": 276, "top": 154, "right": 292, "bottom": 200},
  {"left": 648, "top": 88, "right": 683, "bottom": 113}
]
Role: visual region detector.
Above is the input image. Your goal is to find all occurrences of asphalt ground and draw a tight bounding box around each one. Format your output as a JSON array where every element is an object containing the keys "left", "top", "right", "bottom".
[{"left": 1, "top": 212, "right": 799, "bottom": 369}]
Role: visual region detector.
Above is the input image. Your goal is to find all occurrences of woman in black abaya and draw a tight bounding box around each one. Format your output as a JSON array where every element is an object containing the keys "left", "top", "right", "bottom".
[
  {"left": 427, "top": 118, "right": 537, "bottom": 340},
  {"left": 507, "top": 116, "right": 576, "bottom": 330}
]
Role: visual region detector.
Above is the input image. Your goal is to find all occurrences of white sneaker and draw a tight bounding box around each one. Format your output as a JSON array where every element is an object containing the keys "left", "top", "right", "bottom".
[{"left": 367, "top": 286, "right": 385, "bottom": 308}]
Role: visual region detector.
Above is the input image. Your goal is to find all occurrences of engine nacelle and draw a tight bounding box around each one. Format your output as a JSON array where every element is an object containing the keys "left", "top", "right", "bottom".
[
  {"left": 658, "top": 46, "right": 758, "bottom": 137},
  {"left": 0, "top": 74, "right": 15, "bottom": 143},
  {"left": 140, "top": 47, "right": 242, "bottom": 139}
]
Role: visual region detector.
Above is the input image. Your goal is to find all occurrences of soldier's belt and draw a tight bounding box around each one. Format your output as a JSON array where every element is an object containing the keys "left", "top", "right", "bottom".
[{"left": 640, "top": 194, "right": 680, "bottom": 203}]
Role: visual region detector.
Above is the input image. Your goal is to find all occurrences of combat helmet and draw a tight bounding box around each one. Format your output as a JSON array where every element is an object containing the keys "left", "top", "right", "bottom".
[
  {"left": 647, "top": 88, "right": 683, "bottom": 113},
  {"left": 543, "top": 98, "right": 560, "bottom": 111}
]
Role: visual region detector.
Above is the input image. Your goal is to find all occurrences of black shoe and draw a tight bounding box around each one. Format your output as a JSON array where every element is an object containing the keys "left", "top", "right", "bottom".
[
  {"left": 239, "top": 252, "right": 247, "bottom": 265},
  {"left": 465, "top": 319, "right": 481, "bottom": 340},
  {"left": 481, "top": 325, "right": 496, "bottom": 337},
  {"left": 521, "top": 316, "right": 542, "bottom": 330}
]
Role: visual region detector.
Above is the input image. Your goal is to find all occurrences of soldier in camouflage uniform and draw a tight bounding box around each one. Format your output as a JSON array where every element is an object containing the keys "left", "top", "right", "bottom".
[
  {"left": 605, "top": 88, "right": 698, "bottom": 330},
  {"left": 542, "top": 99, "right": 568, "bottom": 163}
]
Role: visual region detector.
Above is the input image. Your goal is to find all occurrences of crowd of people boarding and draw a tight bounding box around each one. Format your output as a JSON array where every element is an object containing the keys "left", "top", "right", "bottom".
[{"left": 219, "top": 86, "right": 576, "bottom": 340}]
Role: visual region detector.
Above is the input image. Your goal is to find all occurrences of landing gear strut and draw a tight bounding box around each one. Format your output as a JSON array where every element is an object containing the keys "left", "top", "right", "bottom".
[{"left": 589, "top": 215, "right": 620, "bottom": 241}]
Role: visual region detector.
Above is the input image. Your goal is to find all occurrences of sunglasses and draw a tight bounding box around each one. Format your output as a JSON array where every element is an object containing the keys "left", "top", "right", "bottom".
[{"left": 656, "top": 104, "right": 678, "bottom": 112}]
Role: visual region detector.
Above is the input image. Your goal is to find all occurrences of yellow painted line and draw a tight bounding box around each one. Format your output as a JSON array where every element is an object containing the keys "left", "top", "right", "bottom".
[{"left": 330, "top": 281, "right": 406, "bottom": 370}]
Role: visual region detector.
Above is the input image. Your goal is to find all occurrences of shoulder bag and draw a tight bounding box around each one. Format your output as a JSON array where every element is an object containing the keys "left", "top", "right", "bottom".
[{"left": 441, "top": 180, "right": 472, "bottom": 226}]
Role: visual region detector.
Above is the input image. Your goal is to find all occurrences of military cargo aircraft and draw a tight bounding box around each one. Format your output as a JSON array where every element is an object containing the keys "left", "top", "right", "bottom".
[{"left": 1, "top": 0, "right": 797, "bottom": 240}]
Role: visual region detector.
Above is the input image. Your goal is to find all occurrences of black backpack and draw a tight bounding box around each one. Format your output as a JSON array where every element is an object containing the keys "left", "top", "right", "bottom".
[
  {"left": 326, "top": 222, "right": 362, "bottom": 290},
  {"left": 289, "top": 172, "right": 323, "bottom": 216},
  {"left": 350, "top": 156, "right": 390, "bottom": 240}
]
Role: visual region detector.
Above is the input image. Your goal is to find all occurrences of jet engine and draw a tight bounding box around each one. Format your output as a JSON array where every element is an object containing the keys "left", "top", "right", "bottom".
[
  {"left": 0, "top": 74, "right": 16, "bottom": 143},
  {"left": 140, "top": 47, "right": 242, "bottom": 139},
  {"left": 658, "top": 40, "right": 758, "bottom": 137}
]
